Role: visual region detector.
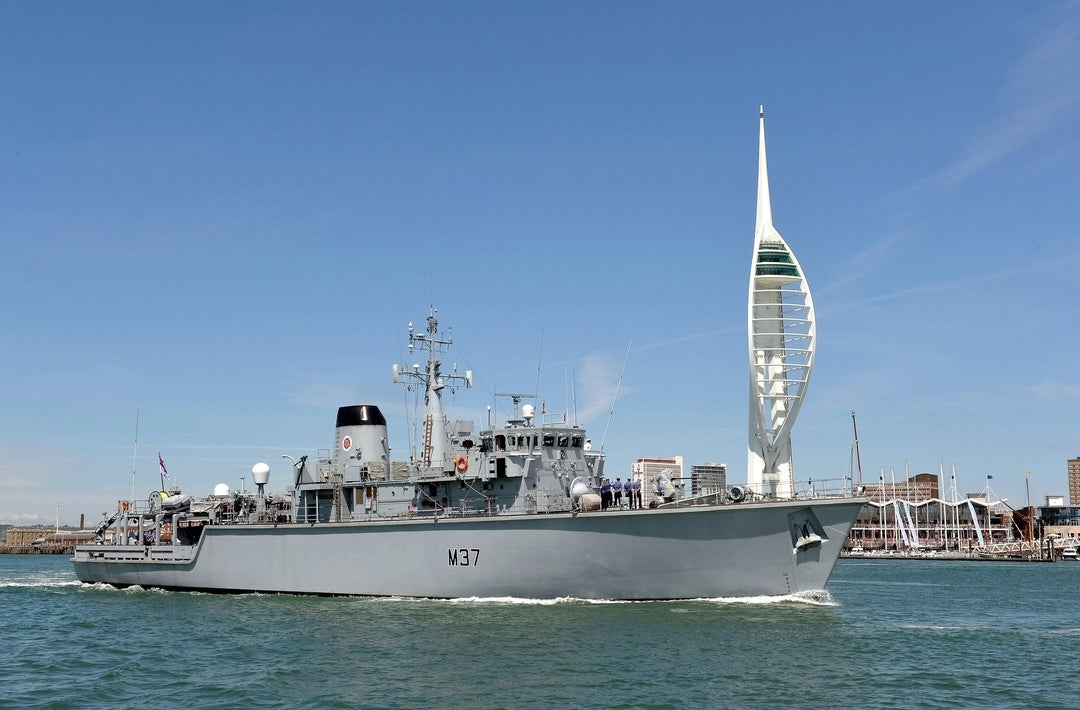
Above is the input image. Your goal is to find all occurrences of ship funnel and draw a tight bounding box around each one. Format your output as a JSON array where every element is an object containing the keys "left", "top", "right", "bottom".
[{"left": 335, "top": 405, "right": 390, "bottom": 483}]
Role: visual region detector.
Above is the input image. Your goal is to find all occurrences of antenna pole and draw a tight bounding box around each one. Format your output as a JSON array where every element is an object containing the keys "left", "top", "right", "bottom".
[
  {"left": 130, "top": 410, "right": 140, "bottom": 503},
  {"left": 600, "top": 342, "right": 632, "bottom": 453},
  {"left": 572, "top": 373, "right": 578, "bottom": 426},
  {"left": 534, "top": 329, "right": 544, "bottom": 405}
]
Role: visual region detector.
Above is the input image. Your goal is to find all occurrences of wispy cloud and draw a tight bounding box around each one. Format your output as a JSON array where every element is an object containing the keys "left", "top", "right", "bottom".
[
  {"left": 1024, "top": 381, "right": 1080, "bottom": 403},
  {"left": 575, "top": 354, "right": 636, "bottom": 426},
  {"left": 909, "top": 1, "right": 1080, "bottom": 194},
  {"left": 636, "top": 325, "right": 742, "bottom": 352},
  {"left": 822, "top": 259, "right": 1059, "bottom": 314},
  {"left": 817, "top": 233, "right": 907, "bottom": 296}
]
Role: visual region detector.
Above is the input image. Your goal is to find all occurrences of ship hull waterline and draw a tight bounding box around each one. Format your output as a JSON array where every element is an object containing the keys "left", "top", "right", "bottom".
[{"left": 72, "top": 498, "right": 863, "bottom": 600}]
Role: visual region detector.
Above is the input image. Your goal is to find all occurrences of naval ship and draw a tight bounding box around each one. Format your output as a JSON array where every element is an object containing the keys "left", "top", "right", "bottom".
[
  {"left": 72, "top": 308, "right": 862, "bottom": 599},
  {"left": 72, "top": 111, "right": 865, "bottom": 599}
]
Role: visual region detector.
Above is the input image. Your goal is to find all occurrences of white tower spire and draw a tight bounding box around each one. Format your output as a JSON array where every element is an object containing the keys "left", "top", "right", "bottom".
[
  {"left": 756, "top": 106, "right": 773, "bottom": 230},
  {"left": 747, "top": 108, "right": 816, "bottom": 499}
]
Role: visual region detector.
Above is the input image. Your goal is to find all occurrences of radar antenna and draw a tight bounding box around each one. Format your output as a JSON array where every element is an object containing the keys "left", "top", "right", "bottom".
[{"left": 493, "top": 391, "right": 537, "bottom": 425}]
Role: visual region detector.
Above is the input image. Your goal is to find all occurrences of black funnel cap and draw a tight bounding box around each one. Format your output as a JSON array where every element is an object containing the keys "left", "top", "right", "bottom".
[{"left": 336, "top": 405, "right": 387, "bottom": 428}]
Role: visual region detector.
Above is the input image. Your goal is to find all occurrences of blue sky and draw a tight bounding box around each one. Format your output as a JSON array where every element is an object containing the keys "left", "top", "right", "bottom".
[{"left": 3, "top": 2, "right": 1079, "bottom": 525}]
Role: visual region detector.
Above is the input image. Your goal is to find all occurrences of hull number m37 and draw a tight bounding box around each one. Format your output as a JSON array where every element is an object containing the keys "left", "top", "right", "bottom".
[{"left": 448, "top": 548, "right": 480, "bottom": 566}]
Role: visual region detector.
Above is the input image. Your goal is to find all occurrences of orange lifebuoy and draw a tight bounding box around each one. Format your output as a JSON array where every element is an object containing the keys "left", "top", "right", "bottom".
[{"left": 454, "top": 455, "right": 469, "bottom": 473}]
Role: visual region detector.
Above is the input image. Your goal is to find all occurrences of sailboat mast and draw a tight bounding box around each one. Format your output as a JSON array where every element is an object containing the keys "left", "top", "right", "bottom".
[
  {"left": 879, "top": 465, "right": 886, "bottom": 549},
  {"left": 851, "top": 411, "right": 863, "bottom": 485},
  {"left": 951, "top": 463, "right": 960, "bottom": 551},
  {"left": 1025, "top": 471, "right": 1033, "bottom": 544}
]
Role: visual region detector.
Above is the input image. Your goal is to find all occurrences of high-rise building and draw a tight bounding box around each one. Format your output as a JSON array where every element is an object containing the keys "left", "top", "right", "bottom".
[
  {"left": 1068, "top": 456, "right": 1080, "bottom": 505},
  {"left": 747, "top": 108, "right": 816, "bottom": 499},
  {"left": 690, "top": 463, "right": 727, "bottom": 497}
]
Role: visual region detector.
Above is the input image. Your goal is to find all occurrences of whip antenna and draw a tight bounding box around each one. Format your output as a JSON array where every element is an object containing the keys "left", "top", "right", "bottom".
[{"left": 600, "top": 342, "right": 632, "bottom": 453}]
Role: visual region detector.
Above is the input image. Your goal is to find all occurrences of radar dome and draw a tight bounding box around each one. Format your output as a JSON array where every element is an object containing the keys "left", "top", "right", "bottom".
[
  {"left": 213, "top": 483, "right": 230, "bottom": 496},
  {"left": 522, "top": 404, "right": 535, "bottom": 420},
  {"left": 251, "top": 462, "right": 271, "bottom": 486}
]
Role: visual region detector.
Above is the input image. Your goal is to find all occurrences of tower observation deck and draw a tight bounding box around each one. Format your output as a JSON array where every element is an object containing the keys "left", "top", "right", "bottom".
[{"left": 747, "top": 108, "right": 816, "bottom": 499}]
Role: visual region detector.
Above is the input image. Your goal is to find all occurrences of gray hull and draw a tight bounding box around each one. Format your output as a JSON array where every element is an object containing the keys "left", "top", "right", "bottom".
[{"left": 73, "top": 497, "right": 862, "bottom": 599}]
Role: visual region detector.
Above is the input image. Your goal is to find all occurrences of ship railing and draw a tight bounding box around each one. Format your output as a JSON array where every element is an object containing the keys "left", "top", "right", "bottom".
[
  {"left": 392, "top": 491, "right": 574, "bottom": 520},
  {"left": 295, "top": 500, "right": 320, "bottom": 524},
  {"left": 795, "top": 475, "right": 858, "bottom": 499},
  {"left": 732, "top": 476, "right": 858, "bottom": 503}
]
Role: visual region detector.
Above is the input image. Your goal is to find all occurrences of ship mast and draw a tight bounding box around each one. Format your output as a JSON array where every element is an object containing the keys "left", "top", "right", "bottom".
[{"left": 393, "top": 308, "right": 472, "bottom": 469}]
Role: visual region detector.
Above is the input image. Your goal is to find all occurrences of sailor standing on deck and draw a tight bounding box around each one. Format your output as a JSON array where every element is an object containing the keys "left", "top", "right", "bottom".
[
  {"left": 634, "top": 480, "right": 642, "bottom": 509},
  {"left": 600, "top": 478, "right": 612, "bottom": 510},
  {"left": 613, "top": 478, "right": 623, "bottom": 509}
]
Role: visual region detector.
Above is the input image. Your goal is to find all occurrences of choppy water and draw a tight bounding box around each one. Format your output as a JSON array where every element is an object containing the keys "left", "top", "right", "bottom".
[{"left": 2, "top": 555, "right": 1078, "bottom": 709}]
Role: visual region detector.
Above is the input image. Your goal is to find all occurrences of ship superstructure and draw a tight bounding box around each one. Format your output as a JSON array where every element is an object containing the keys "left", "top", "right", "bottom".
[{"left": 747, "top": 107, "right": 816, "bottom": 500}]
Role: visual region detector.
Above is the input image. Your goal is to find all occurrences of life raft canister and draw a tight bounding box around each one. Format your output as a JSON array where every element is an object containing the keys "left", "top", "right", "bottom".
[{"left": 454, "top": 455, "right": 469, "bottom": 473}]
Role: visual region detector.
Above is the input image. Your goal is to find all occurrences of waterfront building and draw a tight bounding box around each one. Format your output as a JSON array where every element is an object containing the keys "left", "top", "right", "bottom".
[
  {"left": 1068, "top": 456, "right": 1080, "bottom": 505},
  {"left": 747, "top": 108, "right": 815, "bottom": 500},
  {"left": 690, "top": 462, "right": 727, "bottom": 498},
  {"left": 857, "top": 472, "right": 939, "bottom": 503},
  {"left": 3, "top": 526, "right": 54, "bottom": 547},
  {"left": 1040, "top": 495, "right": 1080, "bottom": 546},
  {"left": 0, "top": 526, "right": 97, "bottom": 552}
]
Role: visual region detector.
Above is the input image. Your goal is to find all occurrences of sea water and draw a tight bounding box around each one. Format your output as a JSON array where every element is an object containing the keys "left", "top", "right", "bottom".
[{"left": 2, "top": 555, "right": 1078, "bottom": 709}]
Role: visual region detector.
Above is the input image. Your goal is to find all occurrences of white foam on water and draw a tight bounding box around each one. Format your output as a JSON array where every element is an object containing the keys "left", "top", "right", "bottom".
[
  {"left": 687, "top": 588, "right": 837, "bottom": 606},
  {"left": 0, "top": 577, "right": 83, "bottom": 589},
  {"left": 368, "top": 590, "right": 837, "bottom": 606}
]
